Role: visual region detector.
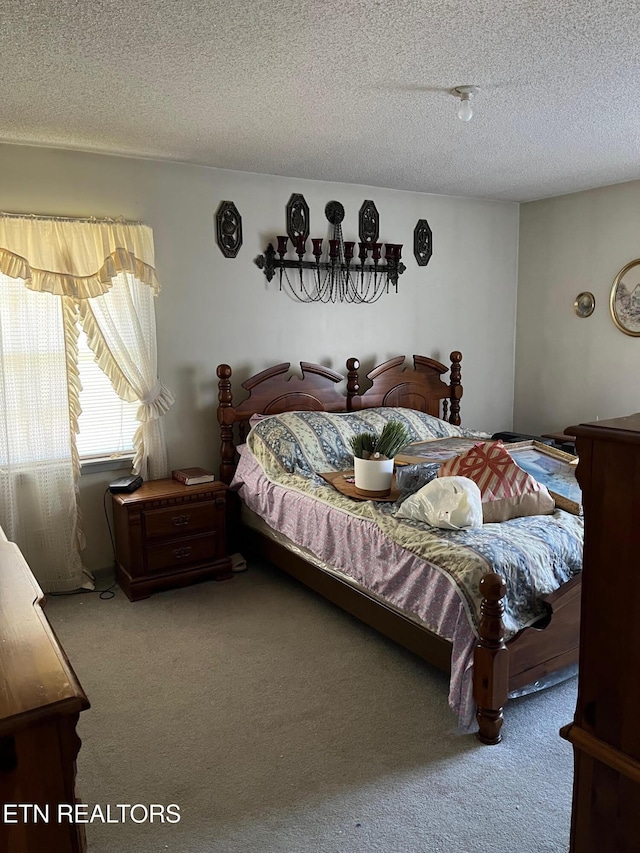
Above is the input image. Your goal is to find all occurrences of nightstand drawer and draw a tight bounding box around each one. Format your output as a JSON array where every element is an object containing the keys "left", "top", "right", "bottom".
[
  {"left": 145, "top": 533, "right": 222, "bottom": 573},
  {"left": 143, "top": 500, "right": 221, "bottom": 539}
]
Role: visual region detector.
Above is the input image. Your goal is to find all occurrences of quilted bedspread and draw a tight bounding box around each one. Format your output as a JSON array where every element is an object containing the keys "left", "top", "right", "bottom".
[{"left": 236, "top": 407, "right": 584, "bottom": 725}]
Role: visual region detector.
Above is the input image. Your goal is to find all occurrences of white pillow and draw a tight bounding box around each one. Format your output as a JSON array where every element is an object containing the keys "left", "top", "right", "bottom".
[{"left": 396, "top": 476, "right": 483, "bottom": 530}]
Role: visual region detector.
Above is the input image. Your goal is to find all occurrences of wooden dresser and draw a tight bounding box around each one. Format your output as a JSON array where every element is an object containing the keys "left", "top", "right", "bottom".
[
  {"left": 112, "top": 478, "right": 233, "bottom": 600},
  {"left": 0, "top": 536, "right": 89, "bottom": 853},
  {"left": 561, "top": 413, "right": 640, "bottom": 851}
]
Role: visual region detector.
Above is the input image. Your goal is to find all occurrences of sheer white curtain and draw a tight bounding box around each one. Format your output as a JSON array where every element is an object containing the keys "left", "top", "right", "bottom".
[
  {"left": 79, "top": 272, "right": 174, "bottom": 480},
  {"left": 0, "top": 277, "right": 85, "bottom": 591},
  {"left": 0, "top": 213, "right": 172, "bottom": 591}
]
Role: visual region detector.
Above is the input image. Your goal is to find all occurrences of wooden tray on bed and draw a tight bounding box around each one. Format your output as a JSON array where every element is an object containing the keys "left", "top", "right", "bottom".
[{"left": 319, "top": 470, "right": 401, "bottom": 502}]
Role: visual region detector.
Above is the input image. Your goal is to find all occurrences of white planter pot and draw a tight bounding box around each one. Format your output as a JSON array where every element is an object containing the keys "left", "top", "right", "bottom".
[{"left": 353, "top": 456, "right": 394, "bottom": 497}]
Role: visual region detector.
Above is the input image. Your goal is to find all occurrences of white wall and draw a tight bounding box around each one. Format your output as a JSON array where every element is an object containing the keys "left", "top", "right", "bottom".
[
  {"left": 0, "top": 143, "right": 519, "bottom": 571},
  {"left": 515, "top": 180, "right": 640, "bottom": 436}
]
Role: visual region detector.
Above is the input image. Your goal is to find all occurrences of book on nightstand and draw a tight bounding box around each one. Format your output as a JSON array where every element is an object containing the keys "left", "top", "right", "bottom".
[{"left": 172, "top": 467, "right": 216, "bottom": 485}]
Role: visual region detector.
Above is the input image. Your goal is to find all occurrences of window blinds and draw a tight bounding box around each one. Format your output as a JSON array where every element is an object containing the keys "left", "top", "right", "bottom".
[{"left": 76, "top": 329, "right": 138, "bottom": 460}]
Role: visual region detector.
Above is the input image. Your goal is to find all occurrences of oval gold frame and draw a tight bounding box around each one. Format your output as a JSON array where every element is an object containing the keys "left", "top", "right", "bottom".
[
  {"left": 574, "top": 291, "right": 595, "bottom": 318},
  {"left": 610, "top": 259, "right": 640, "bottom": 337}
]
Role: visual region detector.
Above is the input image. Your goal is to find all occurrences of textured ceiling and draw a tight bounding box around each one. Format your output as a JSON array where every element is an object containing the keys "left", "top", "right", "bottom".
[{"left": 1, "top": 0, "right": 639, "bottom": 202}]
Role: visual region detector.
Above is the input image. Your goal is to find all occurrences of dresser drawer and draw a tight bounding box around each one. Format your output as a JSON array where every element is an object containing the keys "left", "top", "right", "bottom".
[
  {"left": 145, "top": 533, "right": 223, "bottom": 573},
  {"left": 143, "top": 500, "right": 222, "bottom": 540}
]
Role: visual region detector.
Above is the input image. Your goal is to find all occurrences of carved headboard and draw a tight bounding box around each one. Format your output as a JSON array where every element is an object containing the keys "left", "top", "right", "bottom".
[{"left": 216, "top": 352, "right": 462, "bottom": 484}]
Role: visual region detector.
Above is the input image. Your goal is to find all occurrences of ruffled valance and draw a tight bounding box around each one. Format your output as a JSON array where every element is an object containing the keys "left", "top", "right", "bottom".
[{"left": 0, "top": 214, "right": 159, "bottom": 298}]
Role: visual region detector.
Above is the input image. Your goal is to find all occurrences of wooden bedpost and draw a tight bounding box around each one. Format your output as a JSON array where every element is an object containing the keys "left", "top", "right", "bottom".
[
  {"left": 217, "top": 364, "right": 236, "bottom": 485},
  {"left": 346, "top": 357, "right": 360, "bottom": 411},
  {"left": 474, "top": 572, "right": 509, "bottom": 744},
  {"left": 449, "top": 351, "right": 462, "bottom": 425}
]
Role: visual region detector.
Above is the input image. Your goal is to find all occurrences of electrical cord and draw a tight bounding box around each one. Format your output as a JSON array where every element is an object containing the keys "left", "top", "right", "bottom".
[{"left": 48, "top": 488, "right": 118, "bottom": 600}]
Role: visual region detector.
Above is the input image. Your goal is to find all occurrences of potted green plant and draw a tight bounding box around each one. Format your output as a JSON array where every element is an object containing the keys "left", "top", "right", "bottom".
[{"left": 350, "top": 420, "right": 410, "bottom": 497}]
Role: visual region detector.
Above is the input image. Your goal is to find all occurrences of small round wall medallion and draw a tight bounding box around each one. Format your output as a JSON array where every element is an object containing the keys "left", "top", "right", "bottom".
[
  {"left": 574, "top": 291, "right": 595, "bottom": 318},
  {"left": 325, "top": 201, "right": 345, "bottom": 225}
]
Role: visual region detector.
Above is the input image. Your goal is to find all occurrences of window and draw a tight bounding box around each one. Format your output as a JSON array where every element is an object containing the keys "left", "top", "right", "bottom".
[
  {"left": 0, "top": 273, "right": 71, "bottom": 464},
  {"left": 0, "top": 273, "right": 138, "bottom": 464},
  {"left": 76, "top": 328, "right": 138, "bottom": 460},
  {"left": 0, "top": 212, "right": 169, "bottom": 591}
]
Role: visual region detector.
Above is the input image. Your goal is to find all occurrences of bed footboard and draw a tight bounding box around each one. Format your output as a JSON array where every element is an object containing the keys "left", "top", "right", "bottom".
[
  {"left": 506, "top": 574, "right": 581, "bottom": 692},
  {"left": 474, "top": 571, "right": 581, "bottom": 744},
  {"left": 474, "top": 573, "right": 509, "bottom": 744}
]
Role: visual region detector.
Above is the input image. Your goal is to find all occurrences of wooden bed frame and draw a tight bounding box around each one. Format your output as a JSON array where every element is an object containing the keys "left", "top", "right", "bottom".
[{"left": 216, "top": 353, "right": 581, "bottom": 744}]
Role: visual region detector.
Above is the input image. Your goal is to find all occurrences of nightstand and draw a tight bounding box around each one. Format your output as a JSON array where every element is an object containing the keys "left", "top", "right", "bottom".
[{"left": 112, "top": 478, "right": 233, "bottom": 601}]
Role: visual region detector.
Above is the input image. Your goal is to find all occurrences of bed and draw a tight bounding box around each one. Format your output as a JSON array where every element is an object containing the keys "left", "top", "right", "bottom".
[{"left": 216, "top": 353, "right": 583, "bottom": 744}]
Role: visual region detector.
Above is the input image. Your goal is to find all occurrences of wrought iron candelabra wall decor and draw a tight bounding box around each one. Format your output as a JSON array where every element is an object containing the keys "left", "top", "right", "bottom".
[{"left": 254, "top": 196, "right": 406, "bottom": 303}]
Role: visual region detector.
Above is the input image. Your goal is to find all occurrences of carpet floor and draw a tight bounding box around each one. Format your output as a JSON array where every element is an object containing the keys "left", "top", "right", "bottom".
[{"left": 46, "top": 561, "right": 577, "bottom": 853}]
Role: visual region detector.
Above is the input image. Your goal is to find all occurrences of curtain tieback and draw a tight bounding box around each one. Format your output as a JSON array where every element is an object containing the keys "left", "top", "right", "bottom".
[
  {"left": 141, "top": 381, "right": 162, "bottom": 405},
  {"left": 136, "top": 381, "right": 175, "bottom": 422}
]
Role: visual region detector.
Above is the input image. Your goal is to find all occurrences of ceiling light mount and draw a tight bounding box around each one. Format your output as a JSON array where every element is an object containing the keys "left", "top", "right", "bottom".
[{"left": 452, "top": 85, "right": 480, "bottom": 122}]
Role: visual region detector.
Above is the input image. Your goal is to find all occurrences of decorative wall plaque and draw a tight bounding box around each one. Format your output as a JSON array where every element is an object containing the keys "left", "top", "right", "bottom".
[
  {"left": 286, "top": 194, "right": 310, "bottom": 243},
  {"left": 610, "top": 259, "right": 640, "bottom": 335},
  {"left": 414, "top": 219, "right": 433, "bottom": 267},
  {"left": 215, "top": 201, "right": 242, "bottom": 258},
  {"left": 359, "top": 200, "right": 379, "bottom": 244}
]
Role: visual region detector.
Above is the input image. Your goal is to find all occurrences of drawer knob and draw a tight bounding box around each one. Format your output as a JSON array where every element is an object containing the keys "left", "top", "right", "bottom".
[
  {"left": 172, "top": 547, "right": 192, "bottom": 559},
  {"left": 171, "top": 515, "right": 191, "bottom": 526}
]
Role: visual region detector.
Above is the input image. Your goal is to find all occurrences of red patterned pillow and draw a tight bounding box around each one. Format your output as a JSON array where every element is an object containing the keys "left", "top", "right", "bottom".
[{"left": 438, "top": 441, "right": 555, "bottom": 523}]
